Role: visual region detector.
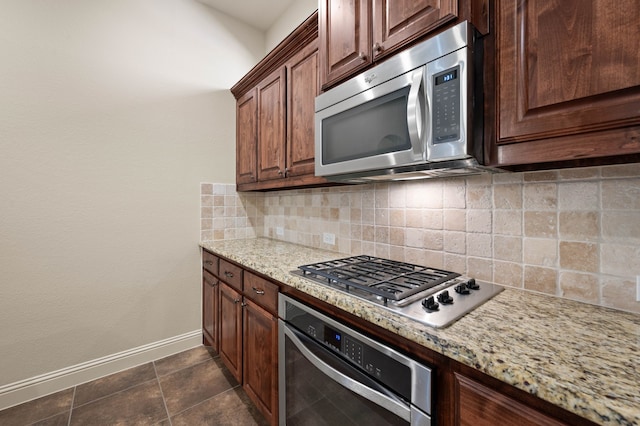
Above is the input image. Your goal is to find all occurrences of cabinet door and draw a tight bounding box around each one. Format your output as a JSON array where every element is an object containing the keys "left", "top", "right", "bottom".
[
  {"left": 243, "top": 298, "right": 278, "bottom": 426},
  {"left": 319, "top": 0, "right": 371, "bottom": 88},
  {"left": 219, "top": 282, "right": 243, "bottom": 382},
  {"left": 372, "top": 0, "right": 458, "bottom": 60},
  {"left": 496, "top": 0, "right": 640, "bottom": 165},
  {"left": 236, "top": 89, "right": 257, "bottom": 184},
  {"left": 257, "top": 68, "right": 287, "bottom": 181},
  {"left": 454, "top": 373, "right": 565, "bottom": 426},
  {"left": 202, "top": 270, "right": 219, "bottom": 351},
  {"left": 286, "top": 39, "right": 320, "bottom": 178}
]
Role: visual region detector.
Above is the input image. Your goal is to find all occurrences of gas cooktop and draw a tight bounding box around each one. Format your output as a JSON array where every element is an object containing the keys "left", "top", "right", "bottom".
[{"left": 293, "top": 255, "right": 503, "bottom": 328}]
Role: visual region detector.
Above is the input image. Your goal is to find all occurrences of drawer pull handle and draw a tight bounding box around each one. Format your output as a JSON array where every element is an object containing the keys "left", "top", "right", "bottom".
[
  {"left": 205, "top": 261, "right": 213, "bottom": 265},
  {"left": 252, "top": 287, "right": 265, "bottom": 295},
  {"left": 224, "top": 271, "right": 234, "bottom": 278}
]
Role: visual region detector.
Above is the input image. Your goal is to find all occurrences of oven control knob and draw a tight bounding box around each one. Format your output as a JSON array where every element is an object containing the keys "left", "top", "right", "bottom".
[
  {"left": 437, "top": 290, "right": 454, "bottom": 304},
  {"left": 422, "top": 296, "right": 439, "bottom": 311},
  {"left": 466, "top": 278, "right": 480, "bottom": 290},
  {"left": 455, "top": 284, "right": 470, "bottom": 295}
]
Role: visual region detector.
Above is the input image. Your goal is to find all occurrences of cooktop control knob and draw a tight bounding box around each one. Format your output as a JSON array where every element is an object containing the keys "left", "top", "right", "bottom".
[
  {"left": 437, "top": 290, "right": 454, "bottom": 304},
  {"left": 455, "top": 283, "right": 470, "bottom": 294},
  {"left": 422, "top": 296, "right": 439, "bottom": 311},
  {"left": 466, "top": 278, "right": 480, "bottom": 290}
]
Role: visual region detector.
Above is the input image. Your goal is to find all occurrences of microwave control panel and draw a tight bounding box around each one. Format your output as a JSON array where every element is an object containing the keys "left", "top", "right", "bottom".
[{"left": 432, "top": 66, "right": 461, "bottom": 144}]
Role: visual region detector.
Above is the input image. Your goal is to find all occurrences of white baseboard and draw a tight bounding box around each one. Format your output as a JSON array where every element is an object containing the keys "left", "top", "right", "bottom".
[{"left": 0, "top": 330, "right": 202, "bottom": 411}]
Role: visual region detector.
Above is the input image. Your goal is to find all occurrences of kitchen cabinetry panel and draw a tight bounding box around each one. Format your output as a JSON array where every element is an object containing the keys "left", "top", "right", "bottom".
[
  {"left": 219, "top": 259, "right": 243, "bottom": 291},
  {"left": 219, "top": 281, "right": 243, "bottom": 383},
  {"left": 232, "top": 12, "right": 328, "bottom": 191},
  {"left": 236, "top": 89, "right": 257, "bottom": 185},
  {"left": 202, "top": 270, "right": 219, "bottom": 350},
  {"left": 257, "top": 68, "right": 287, "bottom": 181},
  {"left": 454, "top": 373, "right": 566, "bottom": 426},
  {"left": 205, "top": 253, "right": 280, "bottom": 425},
  {"left": 244, "top": 271, "right": 279, "bottom": 313},
  {"left": 286, "top": 41, "right": 320, "bottom": 178},
  {"left": 320, "top": 0, "right": 459, "bottom": 89},
  {"left": 319, "top": 0, "right": 371, "bottom": 88},
  {"left": 202, "top": 250, "right": 218, "bottom": 275},
  {"left": 373, "top": 0, "right": 457, "bottom": 59},
  {"left": 243, "top": 298, "right": 278, "bottom": 426},
  {"left": 495, "top": 0, "right": 640, "bottom": 166}
]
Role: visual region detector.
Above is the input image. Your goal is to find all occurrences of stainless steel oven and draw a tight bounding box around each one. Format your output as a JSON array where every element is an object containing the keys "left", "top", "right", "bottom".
[{"left": 278, "top": 294, "right": 433, "bottom": 425}]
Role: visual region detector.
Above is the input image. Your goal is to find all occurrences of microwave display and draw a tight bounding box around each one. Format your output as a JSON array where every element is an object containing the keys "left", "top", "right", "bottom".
[{"left": 432, "top": 66, "right": 461, "bottom": 144}]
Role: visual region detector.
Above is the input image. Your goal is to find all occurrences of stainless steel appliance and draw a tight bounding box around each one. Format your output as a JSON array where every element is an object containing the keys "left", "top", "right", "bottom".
[
  {"left": 315, "top": 21, "right": 501, "bottom": 182},
  {"left": 279, "top": 294, "right": 433, "bottom": 425},
  {"left": 292, "top": 255, "right": 503, "bottom": 328}
]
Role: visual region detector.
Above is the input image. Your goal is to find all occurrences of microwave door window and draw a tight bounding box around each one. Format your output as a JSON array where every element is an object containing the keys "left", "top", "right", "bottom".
[{"left": 322, "top": 87, "right": 412, "bottom": 165}]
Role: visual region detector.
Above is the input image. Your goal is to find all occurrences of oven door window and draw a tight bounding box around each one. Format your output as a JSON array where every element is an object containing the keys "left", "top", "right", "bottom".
[{"left": 281, "top": 324, "right": 411, "bottom": 426}]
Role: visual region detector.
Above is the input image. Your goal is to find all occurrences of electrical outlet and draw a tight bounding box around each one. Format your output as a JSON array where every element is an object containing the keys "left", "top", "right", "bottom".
[
  {"left": 636, "top": 276, "right": 640, "bottom": 302},
  {"left": 323, "top": 232, "right": 336, "bottom": 245},
  {"left": 276, "top": 226, "right": 284, "bottom": 236}
]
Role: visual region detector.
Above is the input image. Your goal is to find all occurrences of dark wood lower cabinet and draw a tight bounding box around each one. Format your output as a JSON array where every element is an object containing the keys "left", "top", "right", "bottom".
[
  {"left": 454, "top": 373, "right": 565, "bottom": 426},
  {"left": 243, "top": 298, "right": 278, "bottom": 425},
  {"left": 204, "top": 251, "right": 279, "bottom": 426},
  {"left": 202, "top": 270, "right": 219, "bottom": 350},
  {"left": 219, "top": 281, "right": 243, "bottom": 383}
]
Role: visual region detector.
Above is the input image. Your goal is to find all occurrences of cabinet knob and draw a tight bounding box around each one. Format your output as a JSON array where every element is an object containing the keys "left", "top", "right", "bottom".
[
  {"left": 205, "top": 261, "right": 213, "bottom": 265},
  {"left": 241, "top": 302, "right": 248, "bottom": 307},
  {"left": 252, "top": 287, "right": 265, "bottom": 295},
  {"left": 233, "top": 298, "right": 241, "bottom": 304},
  {"left": 224, "top": 271, "right": 234, "bottom": 278},
  {"left": 373, "top": 42, "right": 382, "bottom": 53},
  {"left": 358, "top": 51, "right": 367, "bottom": 61}
]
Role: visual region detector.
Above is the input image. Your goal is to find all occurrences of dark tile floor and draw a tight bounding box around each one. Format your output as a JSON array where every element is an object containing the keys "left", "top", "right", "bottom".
[{"left": 0, "top": 346, "right": 269, "bottom": 426}]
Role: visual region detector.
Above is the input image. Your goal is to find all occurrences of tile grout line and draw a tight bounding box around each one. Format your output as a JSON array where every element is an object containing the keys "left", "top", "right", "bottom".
[
  {"left": 165, "top": 383, "right": 243, "bottom": 420},
  {"left": 153, "top": 361, "right": 172, "bottom": 426},
  {"left": 67, "top": 386, "right": 76, "bottom": 426}
]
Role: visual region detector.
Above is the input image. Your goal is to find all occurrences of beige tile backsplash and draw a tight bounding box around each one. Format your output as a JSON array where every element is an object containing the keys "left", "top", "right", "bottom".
[{"left": 201, "top": 163, "right": 640, "bottom": 314}]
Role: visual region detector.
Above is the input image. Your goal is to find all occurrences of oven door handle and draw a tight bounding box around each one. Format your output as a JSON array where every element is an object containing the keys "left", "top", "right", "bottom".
[{"left": 282, "top": 323, "right": 411, "bottom": 421}]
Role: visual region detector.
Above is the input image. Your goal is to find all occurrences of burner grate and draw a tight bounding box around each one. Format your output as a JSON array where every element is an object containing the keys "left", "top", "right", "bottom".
[{"left": 299, "top": 255, "right": 460, "bottom": 303}]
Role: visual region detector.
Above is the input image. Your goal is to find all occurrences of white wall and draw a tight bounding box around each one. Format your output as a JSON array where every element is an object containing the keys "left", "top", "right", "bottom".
[
  {"left": 266, "top": 0, "right": 318, "bottom": 52},
  {"left": 0, "top": 0, "right": 263, "bottom": 395}
]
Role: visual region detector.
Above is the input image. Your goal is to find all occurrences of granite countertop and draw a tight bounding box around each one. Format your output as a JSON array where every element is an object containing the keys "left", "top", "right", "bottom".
[{"left": 200, "top": 238, "right": 640, "bottom": 426}]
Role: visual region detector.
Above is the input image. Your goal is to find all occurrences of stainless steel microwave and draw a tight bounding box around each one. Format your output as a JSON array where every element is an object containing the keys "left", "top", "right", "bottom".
[{"left": 315, "top": 21, "right": 500, "bottom": 182}]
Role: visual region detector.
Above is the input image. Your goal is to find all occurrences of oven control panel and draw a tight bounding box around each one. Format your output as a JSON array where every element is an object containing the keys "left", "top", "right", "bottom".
[{"left": 287, "top": 304, "right": 414, "bottom": 401}]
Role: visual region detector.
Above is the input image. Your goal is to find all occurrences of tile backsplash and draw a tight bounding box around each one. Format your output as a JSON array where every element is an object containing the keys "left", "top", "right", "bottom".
[{"left": 201, "top": 163, "right": 640, "bottom": 314}]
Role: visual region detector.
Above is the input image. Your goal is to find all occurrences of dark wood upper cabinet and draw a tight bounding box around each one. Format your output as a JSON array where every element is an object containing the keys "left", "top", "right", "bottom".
[
  {"left": 232, "top": 12, "right": 328, "bottom": 191},
  {"left": 257, "top": 68, "right": 286, "bottom": 182},
  {"left": 494, "top": 0, "right": 640, "bottom": 167},
  {"left": 319, "top": 0, "right": 371, "bottom": 88},
  {"left": 286, "top": 41, "right": 320, "bottom": 178},
  {"left": 236, "top": 89, "right": 257, "bottom": 185},
  {"left": 372, "top": 0, "right": 458, "bottom": 59},
  {"left": 319, "top": 0, "right": 459, "bottom": 89}
]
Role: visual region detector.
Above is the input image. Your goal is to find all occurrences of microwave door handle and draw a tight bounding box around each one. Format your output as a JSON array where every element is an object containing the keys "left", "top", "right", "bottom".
[{"left": 406, "top": 68, "right": 426, "bottom": 153}]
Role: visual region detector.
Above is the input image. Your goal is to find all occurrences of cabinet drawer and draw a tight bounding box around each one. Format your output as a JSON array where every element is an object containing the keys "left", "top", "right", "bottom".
[
  {"left": 202, "top": 250, "right": 219, "bottom": 276},
  {"left": 219, "top": 259, "right": 243, "bottom": 291},
  {"left": 244, "top": 272, "right": 278, "bottom": 313}
]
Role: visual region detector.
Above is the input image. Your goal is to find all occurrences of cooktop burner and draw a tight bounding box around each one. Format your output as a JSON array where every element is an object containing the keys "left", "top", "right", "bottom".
[
  {"left": 298, "top": 255, "right": 460, "bottom": 304},
  {"left": 294, "top": 255, "right": 504, "bottom": 328}
]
